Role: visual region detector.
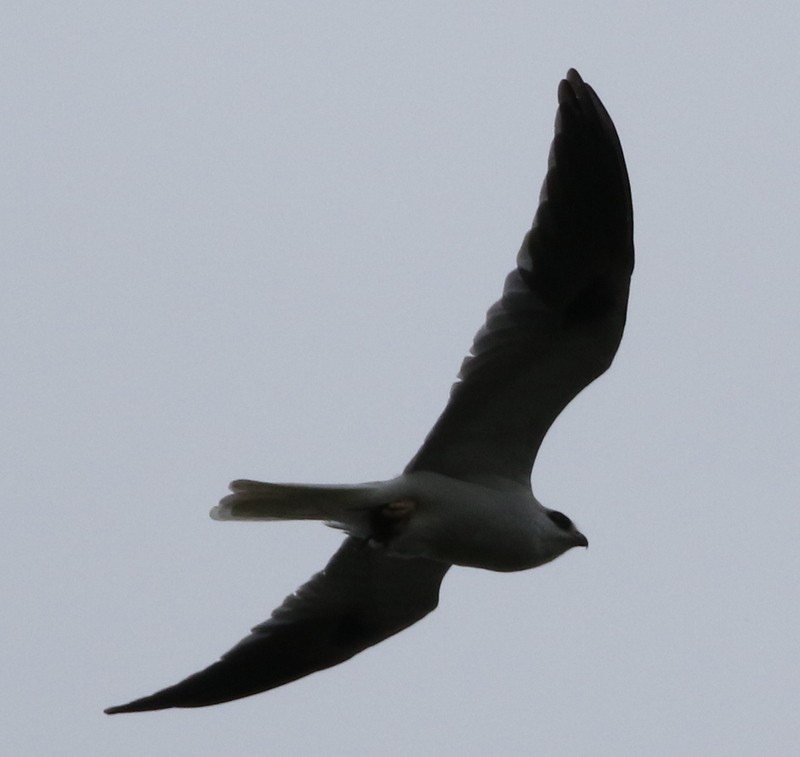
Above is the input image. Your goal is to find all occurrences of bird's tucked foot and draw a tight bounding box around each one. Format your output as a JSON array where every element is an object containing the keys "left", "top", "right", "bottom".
[
  {"left": 381, "top": 499, "right": 416, "bottom": 519},
  {"left": 367, "top": 499, "right": 417, "bottom": 547}
]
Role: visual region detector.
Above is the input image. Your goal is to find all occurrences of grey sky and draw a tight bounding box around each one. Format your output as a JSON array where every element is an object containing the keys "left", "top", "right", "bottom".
[{"left": 3, "top": 2, "right": 799, "bottom": 756}]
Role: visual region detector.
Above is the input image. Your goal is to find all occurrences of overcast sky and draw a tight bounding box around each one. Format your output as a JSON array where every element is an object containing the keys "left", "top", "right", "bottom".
[{"left": 3, "top": 2, "right": 799, "bottom": 756}]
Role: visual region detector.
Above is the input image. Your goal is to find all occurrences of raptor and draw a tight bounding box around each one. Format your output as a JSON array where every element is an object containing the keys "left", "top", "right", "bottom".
[{"left": 106, "top": 68, "right": 633, "bottom": 714}]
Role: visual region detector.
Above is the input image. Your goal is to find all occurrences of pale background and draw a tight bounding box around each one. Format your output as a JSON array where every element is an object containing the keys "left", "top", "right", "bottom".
[{"left": 3, "top": 2, "right": 799, "bottom": 755}]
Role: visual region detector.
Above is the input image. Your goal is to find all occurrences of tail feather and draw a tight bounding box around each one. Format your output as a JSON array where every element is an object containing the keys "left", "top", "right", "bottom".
[{"left": 211, "top": 480, "right": 386, "bottom": 532}]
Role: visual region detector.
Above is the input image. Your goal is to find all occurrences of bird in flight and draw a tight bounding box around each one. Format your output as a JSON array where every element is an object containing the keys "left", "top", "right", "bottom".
[{"left": 105, "top": 68, "right": 633, "bottom": 714}]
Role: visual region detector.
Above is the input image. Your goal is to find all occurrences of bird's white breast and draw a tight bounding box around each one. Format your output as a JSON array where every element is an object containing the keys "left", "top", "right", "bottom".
[{"left": 384, "top": 471, "right": 561, "bottom": 572}]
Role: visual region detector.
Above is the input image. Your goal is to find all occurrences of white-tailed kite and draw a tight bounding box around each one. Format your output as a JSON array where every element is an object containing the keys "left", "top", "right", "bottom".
[{"left": 106, "top": 68, "right": 633, "bottom": 714}]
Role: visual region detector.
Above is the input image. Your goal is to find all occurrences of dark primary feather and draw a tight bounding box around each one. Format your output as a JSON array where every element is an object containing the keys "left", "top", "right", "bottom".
[
  {"left": 406, "top": 69, "right": 634, "bottom": 486},
  {"left": 105, "top": 538, "right": 448, "bottom": 712}
]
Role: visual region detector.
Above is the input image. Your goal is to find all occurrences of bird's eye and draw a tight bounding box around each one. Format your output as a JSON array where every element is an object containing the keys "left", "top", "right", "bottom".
[{"left": 547, "top": 510, "right": 573, "bottom": 531}]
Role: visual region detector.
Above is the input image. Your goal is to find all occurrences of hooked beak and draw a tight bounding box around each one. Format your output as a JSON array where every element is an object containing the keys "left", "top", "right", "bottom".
[{"left": 574, "top": 531, "right": 589, "bottom": 548}]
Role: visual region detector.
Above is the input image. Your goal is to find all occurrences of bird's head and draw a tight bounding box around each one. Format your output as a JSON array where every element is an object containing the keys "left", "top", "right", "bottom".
[{"left": 545, "top": 509, "right": 589, "bottom": 550}]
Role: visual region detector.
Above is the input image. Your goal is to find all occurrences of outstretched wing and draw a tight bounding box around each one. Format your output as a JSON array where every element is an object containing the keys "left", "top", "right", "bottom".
[
  {"left": 105, "top": 538, "right": 449, "bottom": 712},
  {"left": 405, "top": 69, "right": 634, "bottom": 486}
]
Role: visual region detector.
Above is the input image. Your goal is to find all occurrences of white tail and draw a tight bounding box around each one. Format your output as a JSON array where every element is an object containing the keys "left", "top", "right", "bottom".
[{"left": 210, "top": 479, "right": 389, "bottom": 533}]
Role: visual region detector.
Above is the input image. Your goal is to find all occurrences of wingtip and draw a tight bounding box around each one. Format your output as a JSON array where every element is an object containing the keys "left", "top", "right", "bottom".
[
  {"left": 565, "top": 67, "right": 583, "bottom": 84},
  {"left": 561, "top": 68, "right": 589, "bottom": 101},
  {"left": 103, "top": 695, "right": 173, "bottom": 714},
  {"left": 104, "top": 702, "right": 138, "bottom": 715}
]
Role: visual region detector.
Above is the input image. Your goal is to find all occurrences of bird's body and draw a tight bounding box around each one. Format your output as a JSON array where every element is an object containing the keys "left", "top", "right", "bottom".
[
  {"left": 217, "top": 471, "right": 584, "bottom": 572},
  {"left": 106, "top": 68, "right": 633, "bottom": 715}
]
